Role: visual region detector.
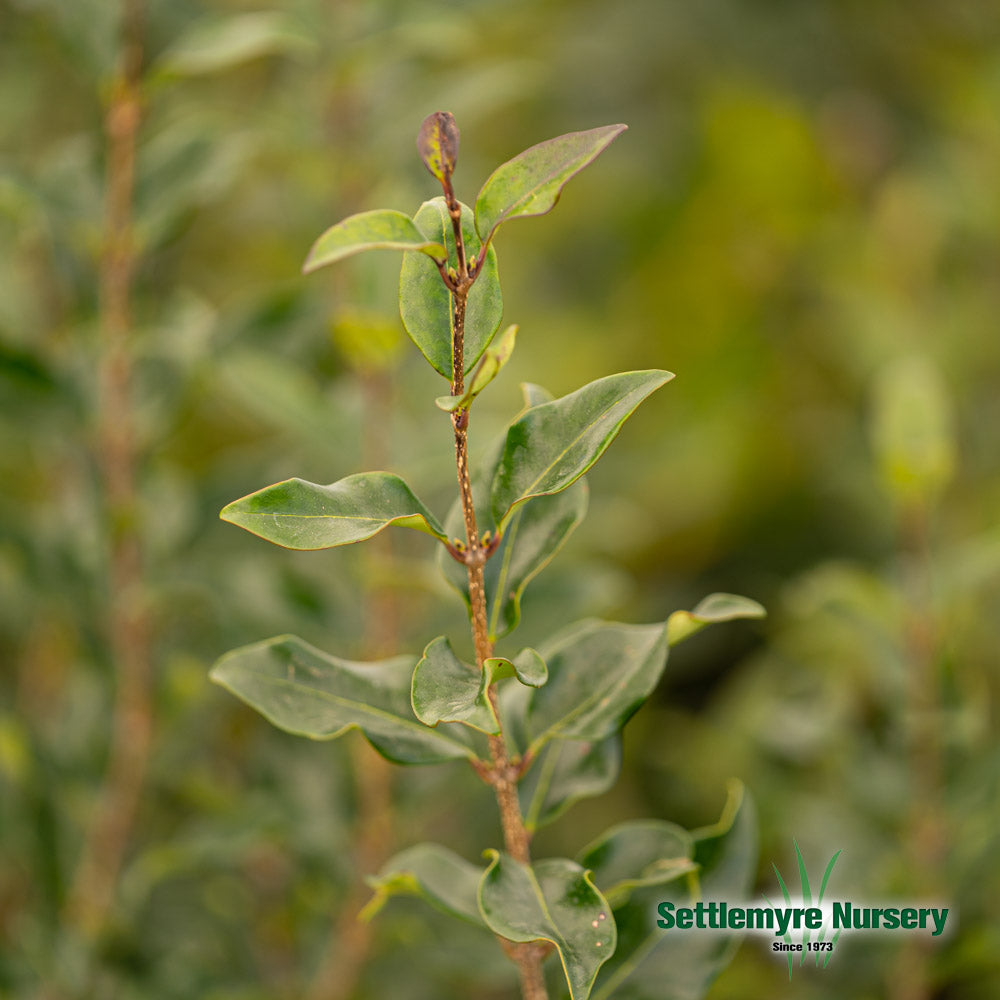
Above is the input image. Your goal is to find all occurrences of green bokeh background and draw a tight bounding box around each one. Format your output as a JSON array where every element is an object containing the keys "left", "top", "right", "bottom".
[{"left": 2, "top": 1, "right": 998, "bottom": 997}]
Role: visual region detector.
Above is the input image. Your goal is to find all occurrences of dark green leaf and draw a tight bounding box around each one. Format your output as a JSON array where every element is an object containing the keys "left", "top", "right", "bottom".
[
  {"left": 579, "top": 821, "right": 696, "bottom": 907},
  {"left": 411, "top": 637, "right": 499, "bottom": 735},
  {"left": 491, "top": 371, "right": 673, "bottom": 532},
  {"left": 417, "top": 111, "right": 460, "bottom": 183},
  {"left": 524, "top": 620, "right": 670, "bottom": 753},
  {"left": 303, "top": 209, "right": 447, "bottom": 273},
  {"left": 475, "top": 124, "right": 628, "bottom": 246},
  {"left": 478, "top": 853, "right": 616, "bottom": 1000},
  {"left": 439, "top": 389, "right": 588, "bottom": 640},
  {"left": 399, "top": 198, "right": 502, "bottom": 378},
  {"left": 210, "top": 635, "right": 476, "bottom": 764},
  {"left": 519, "top": 737, "right": 622, "bottom": 832},
  {"left": 363, "top": 843, "right": 485, "bottom": 925},
  {"left": 589, "top": 783, "right": 758, "bottom": 1000},
  {"left": 220, "top": 472, "right": 448, "bottom": 549},
  {"left": 666, "top": 593, "right": 766, "bottom": 646}
]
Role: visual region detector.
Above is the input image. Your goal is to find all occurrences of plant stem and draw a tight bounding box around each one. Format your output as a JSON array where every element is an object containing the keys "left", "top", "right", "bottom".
[
  {"left": 65, "top": 0, "right": 153, "bottom": 942},
  {"left": 443, "top": 186, "right": 547, "bottom": 1000}
]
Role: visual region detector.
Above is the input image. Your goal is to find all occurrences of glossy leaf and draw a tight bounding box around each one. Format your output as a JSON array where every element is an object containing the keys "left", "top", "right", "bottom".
[
  {"left": 589, "top": 783, "right": 758, "bottom": 1000},
  {"left": 221, "top": 472, "right": 448, "bottom": 549},
  {"left": 491, "top": 370, "right": 673, "bottom": 532},
  {"left": 362, "top": 843, "right": 485, "bottom": 925},
  {"left": 579, "top": 821, "right": 696, "bottom": 908},
  {"left": 439, "top": 386, "right": 589, "bottom": 640},
  {"left": 411, "top": 637, "right": 499, "bottom": 735},
  {"left": 210, "top": 635, "right": 476, "bottom": 764},
  {"left": 478, "top": 853, "right": 616, "bottom": 1000},
  {"left": 666, "top": 593, "right": 766, "bottom": 646},
  {"left": 435, "top": 324, "right": 518, "bottom": 412},
  {"left": 417, "top": 111, "right": 460, "bottom": 183},
  {"left": 475, "top": 124, "right": 628, "bottom": 246},
  {"left": 519, "top": 736, "right": 622, "bottom": 832},
  {"left": 524, "top": 620, "right": 670, "bottom": 754},
  {"left": 399, "top": 198, "right": 502, "bottom": 378},
  {"left": 303, "top": 209, "right": 446, "bottom": 273}
]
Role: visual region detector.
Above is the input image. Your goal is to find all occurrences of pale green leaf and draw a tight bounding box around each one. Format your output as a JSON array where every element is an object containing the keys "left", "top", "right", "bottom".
[
  {"left": 666, "top": 593, "right": 766, "bottom": 646},
  {"left": 475, "top": 124, "right": 628, "bottom": 245},
  {"left": 221, "top": 472, "right": 447, "bottom": 549},
  {"left": 210, "top": 635, "right": 476, "bottom": 764},
  {"left": 478, "top": 853, "right": 616, "bottom": 1000},
  {"left": 435, "top": 324, "right": 517, "bottom": 412},
  {"left": 411, "top": 637, "right": 499, "bottom": 735},
  {"left": 362, "top": 843, "right": 485, "bottom": 925},
  {"left": 485, "top": 647, "right": 547, "bottom": 688},
  {"left": 399, "top": 198, "right": 503, "bottom": 378},
  {"left": 157, "top": 12, "right": 314, "bottom": 76},
  {"left": 303, "top": 209, "right": 446, "bottom": 273},
  {"left": 490, "top": 370, "right": 673, "bottom": 532}
]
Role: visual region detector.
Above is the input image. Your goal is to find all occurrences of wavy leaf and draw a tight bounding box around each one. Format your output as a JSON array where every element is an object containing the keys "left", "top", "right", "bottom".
[
  {"left": 303, "top": 209, "right": 446, "bottom": 273},
  {"left": 362, "top": 843, "right": 485, "bottom": 925},
  {"left": 411, "top": 637, "right": 499, "bottom": 735},
  {"left": 475, "top": 124, "right": 628, "bottom": 246},
  {"left": 490, "top": 370, "right": 672, "bottom": 532},
  {"left": 221, "top": 472, "right": 447, "bottom": 549},
  {"left": 666, "top": 593, "right": 766, "bottom": 646},
  {"left": 210, "top": 635, "right": 476, "bottom": 764},
  {"left": 589, "top": 782, "right": 758, "bottom": 1000},
  {"left": 399, "top": 198, "right": 502, "bottom": 378},
  {"left": 478, "top": 853, "right": 616, "bottom": 1000}
]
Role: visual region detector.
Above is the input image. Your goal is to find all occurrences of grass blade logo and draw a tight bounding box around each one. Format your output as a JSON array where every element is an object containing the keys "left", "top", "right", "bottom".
[{"left": 766, "top": 841, "right": 841, "bottom": 977}]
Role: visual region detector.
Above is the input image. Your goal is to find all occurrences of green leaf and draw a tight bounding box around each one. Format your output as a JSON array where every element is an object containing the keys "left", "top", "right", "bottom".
[
  {"left": 436, "top": 324, "right": 518, "bottom": 412},
  {"left": 399, "top": 198, "right": 503, "bottom": 378},
  {"left": 478, "top": 853, "right": 616, "bottom": 1000},
  {"left": 589, "top": 782, "right": 758, "bottom": 1000},
  {"left": 524, "top": 620, "right": 670, "bottom": 754},
  {"left": 210, "top": 635, "right": 476, "bottom": 764},
  {"left": 221, "top": 472, "right": 448, "bottom": 549},
  {"left": 362, "top": 843, "right": 485, "bottom": 926},
  {"left": 519, "top": 737, "right": 622, "bottom": 833},
  {"left": 666, "top": 593, "right": 766, "bottom": 646},
  {"left": 411, "top": 637, "right": 499, "bottom": 735},
  {"left": 157, "top": 12, "right": 313, "bottom": 77},
  {"left": 439, "top": 391, "right": 589, "bottom": 640},
  {"left": 303, "top": 209, "right": 446, "bottom": 273},
  {"left": 491, "top": 370, "right": 673, "bottom": 532},
  {"left": 485, "top": 647, "right": 547, "bottom": 688},
  {"left": 417, "top": 111, "right": 460, "bottom": 183},
  {"left": 579, "top": 821, "right": 697, "bottom": 908},
  {"left": 475, "top": 124, "right": 628, "bottom": 246}
]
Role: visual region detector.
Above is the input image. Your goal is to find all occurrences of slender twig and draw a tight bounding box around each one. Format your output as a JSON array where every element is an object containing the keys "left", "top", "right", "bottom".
[
  {"left": 64, "top": 0, "right": 152, "bottom": 941},
  {"left": 440, "top": 177, "right": 548, "bottom": 1000}
]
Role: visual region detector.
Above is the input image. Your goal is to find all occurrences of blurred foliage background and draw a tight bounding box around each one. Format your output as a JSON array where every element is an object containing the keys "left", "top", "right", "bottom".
[{"left": 1, "top": 0, "right": 998, "bottom": 998}]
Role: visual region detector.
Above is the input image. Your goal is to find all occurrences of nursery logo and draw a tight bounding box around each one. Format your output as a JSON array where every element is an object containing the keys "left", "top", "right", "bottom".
[{"left": 656, "top": 842, "right": 952, "bottom": 978}]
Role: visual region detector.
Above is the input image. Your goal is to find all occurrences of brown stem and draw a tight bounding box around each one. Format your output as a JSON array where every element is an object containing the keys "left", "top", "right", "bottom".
[
  {"left": 446, "top": 227, "right": 546, "bottom": 999},
  {"left": 64, "top": 0, "right": 152, "bottom": 941}
]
